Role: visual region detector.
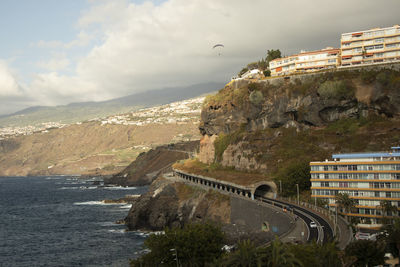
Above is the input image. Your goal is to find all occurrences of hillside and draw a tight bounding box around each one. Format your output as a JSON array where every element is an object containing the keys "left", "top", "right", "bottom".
[
  {"left": 174, "top": 67, "right": 400, "bottom": 192},
  {"left": 0, "top": 97, "right": 205, "bottom": 176},
  {"left": 0, "top": 82, "right": 223, "bottom": 127}
]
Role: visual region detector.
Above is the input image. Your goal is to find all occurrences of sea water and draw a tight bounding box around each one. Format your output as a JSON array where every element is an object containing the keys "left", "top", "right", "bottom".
[{"left": 0, "top": 176, "right": 148, "bottom": 266}]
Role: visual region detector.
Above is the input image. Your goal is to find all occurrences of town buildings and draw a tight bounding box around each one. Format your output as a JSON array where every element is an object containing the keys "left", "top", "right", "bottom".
[
  {"left": 341, "top": 25, "right": 400, "bottom": 67},
  {"left": 310, "top": 147, "right": 400, "bottom": 228},
  {"left": 269, "top": 47, "right": 340, "bottom": 77},
  {"left": 269, "top": 25, "right": 400, "bottom": 77}
]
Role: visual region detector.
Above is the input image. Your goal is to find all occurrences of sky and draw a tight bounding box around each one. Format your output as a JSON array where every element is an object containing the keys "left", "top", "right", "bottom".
[{"left": 0, "top": 0, "right": 399, "bottom": 115}]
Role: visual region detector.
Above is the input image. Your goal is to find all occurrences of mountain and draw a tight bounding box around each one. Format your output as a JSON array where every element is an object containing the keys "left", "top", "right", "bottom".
[{"left": 0, "top": 82, "right": 224, "bottom": 127}]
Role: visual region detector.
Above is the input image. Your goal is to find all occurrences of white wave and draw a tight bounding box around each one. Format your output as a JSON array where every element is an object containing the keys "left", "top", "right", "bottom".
[
  {"left": 73, "top": 201, "right": 126, "bottom": 206},
  {"left": 119, "top": 204, "right": 132, "bottom": 209},
  {"left": 108, "top": 229, "right": 126, "bottom": 234},
  {"left": 45, "top": 177, "right": 62, "bottom": 180},
  {"left": 103, "top": 186, "right": 137, "bottom": 190},
  {"left": 79, "top": 186, "right": 97, "bottom": 190},
  {"left": 59, "top": 186, "right": 80, "bottom": 190},
  {"left": 98, "top": 221, "right": 118, "bottom": 227}
]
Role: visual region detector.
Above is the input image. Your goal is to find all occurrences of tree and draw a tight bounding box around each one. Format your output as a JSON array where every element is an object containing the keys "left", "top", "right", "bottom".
[
  {"left": 274, "top": 161, "right": 311, "bottom": 197},
  {"left": 287, "top": 240, "right": 341, "bottom": 267},
  {"left": 383, "top": 218, "right": 400, "bottom": 258},
  {"left": 219, "top": 239, "right": 260, "bottom": 267},
  {"left": 265, "top": 49, "right": 282, "bottom": 64},
  {"left": 130, "top": 222, "right": 225, "bottom": 266},
  {"left": 378, "top": 200, "right": 398, "bottom": 224},
  {"left": 260, "top": 236, "right": 302, "bottom": 267},
  {"left": 335, "top": 193, "right": 355, "bottom": 219},
  {"left": 345, "top": 240, "right": 385, "bottom": 267}
]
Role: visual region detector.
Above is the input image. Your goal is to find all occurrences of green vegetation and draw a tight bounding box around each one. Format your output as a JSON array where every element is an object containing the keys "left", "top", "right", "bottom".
[
  {"left": 249, "top": 90, "right": 264, "bottom": 106},
  {"left": 317, "top": 80, "right": 354, "bottom": 100},
  {"left": 345, "top": 240, "right": 385, "bottom": 267},
  {"left": 214, "top": 133, "right": 231, "bottom": 162},
  {"left": 273, "top": 161, "right": 310, "bottom": 197},
  {"left": 131, "top": 222, "right": 395, "bottom": 266},
  {"left": 237, "top": 49, "right": 282, "bottom": 76},
  {"left": 130, "top": 222, "right": 225, "bottom": 267}
]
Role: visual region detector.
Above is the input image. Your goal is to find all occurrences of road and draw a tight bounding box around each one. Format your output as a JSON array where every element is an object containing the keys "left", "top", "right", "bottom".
[{"left": 257, "top": 196, "right": 334, "bottom": 244}]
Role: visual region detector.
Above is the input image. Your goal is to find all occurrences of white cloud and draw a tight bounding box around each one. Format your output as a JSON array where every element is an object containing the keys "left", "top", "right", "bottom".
[
  {"left": 0, "top": 60, "right": 22, "bottom": 96},
  {"left": 7, "top": 0, "right": 400, "bottom": 111},
  {"left": 37, "top": 53, "right": 70, "bottom": 72}
]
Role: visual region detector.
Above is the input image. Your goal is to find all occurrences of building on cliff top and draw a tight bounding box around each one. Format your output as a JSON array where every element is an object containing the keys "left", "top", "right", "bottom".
[
  {"left": 268, "top": 25, "right": 400, "bottom": 77},
  {"left": 340, "top": 25, "right": 400, "bottom": 67},
  {"left": 269, "top": 47, "right": 340, "bottom": 77},
  {"left": 310, "top": 147, "right": 400, "bottom": 229}
]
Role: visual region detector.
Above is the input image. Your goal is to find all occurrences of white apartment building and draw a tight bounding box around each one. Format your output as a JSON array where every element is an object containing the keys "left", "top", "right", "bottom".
[
  {"left": 269, "top": 47, "right": 340, "bottom": 77},
  {"left": 310, "top": 147, "right": 400, "bottom": 228},
  {"left": 341, "top": 25, "right": 400, "bottom": 67}
]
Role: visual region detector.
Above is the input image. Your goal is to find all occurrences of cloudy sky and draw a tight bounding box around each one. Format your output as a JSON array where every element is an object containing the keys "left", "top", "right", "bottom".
[{"left": 0, "top": 0, "right": 399, "bottom": 115}]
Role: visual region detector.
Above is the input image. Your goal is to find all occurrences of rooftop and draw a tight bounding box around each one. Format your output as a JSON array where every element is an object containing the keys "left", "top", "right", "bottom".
[{"left": 332, "top": 147, "right": 400, "bottom": 159}]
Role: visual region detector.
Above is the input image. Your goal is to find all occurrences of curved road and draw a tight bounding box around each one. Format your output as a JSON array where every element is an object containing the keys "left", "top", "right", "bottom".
[{"left": 258, "top": 197, "right": 334, "bottom": 244}]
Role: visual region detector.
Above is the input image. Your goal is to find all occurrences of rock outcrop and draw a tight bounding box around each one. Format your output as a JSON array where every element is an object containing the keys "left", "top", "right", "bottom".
[
  {"left": 200, "top": 73, "right": 400, "bottom": 137},
  {"left": 125, "top": 176, "right": 230, "bottom": 231},
  {"left": 105, "top": 141, "right": 199, "bottom": 186},
  {"left": 198, "top": 68, "right": 400, "bottom": 171}
]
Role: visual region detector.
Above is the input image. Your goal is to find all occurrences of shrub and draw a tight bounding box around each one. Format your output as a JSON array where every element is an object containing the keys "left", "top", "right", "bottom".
[
  {"left": 249, "top": 90, "right": 264, "bottom": 106},
  {"left": 214, "top": 133, "right": 231, "bottom": 162},
  {"left": 263, "top": 69, "right": 271, "bottom": 77},
  {"left": 317, "top": 80, "right": 353, "bottom": 100}
]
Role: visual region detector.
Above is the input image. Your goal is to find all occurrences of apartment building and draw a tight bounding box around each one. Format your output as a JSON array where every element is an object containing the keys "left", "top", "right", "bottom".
[
  {"left": 310, "top": 147, "right": 400, "bottom": 227},
  {"left": 341, "top": 25, "right": 400, "bottom": 67},
  {"left": 269, "top": 47, "right": 340, "bottom": 77}
]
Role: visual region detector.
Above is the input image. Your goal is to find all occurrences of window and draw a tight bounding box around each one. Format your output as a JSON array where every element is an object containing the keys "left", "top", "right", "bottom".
[
  {"left": 375, "top": 191, "right": 380, "bottom": 197},
  {"left": 324, "top": 166, "right": 328, "bottom": 171},
  {"left": 375, "top": 44, "right": 383, "bottom": 49},
  {"left": 333, "top": 165, "right": 338, "bottom": 171},
  {"left": 374, "top": 38, "right": 384, "bottom": 43},
  {"left": 386, "top": 192, "right": 392, "bottom": 198}
]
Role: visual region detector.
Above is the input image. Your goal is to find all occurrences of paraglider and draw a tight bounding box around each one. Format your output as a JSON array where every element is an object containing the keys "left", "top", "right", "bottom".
[{"left": 212, "top": 44, "right": 224, "bottom": 56}]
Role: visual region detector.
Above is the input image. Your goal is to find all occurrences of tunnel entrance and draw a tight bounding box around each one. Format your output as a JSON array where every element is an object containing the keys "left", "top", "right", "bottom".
[{"left": 254, "top": 184, "right": 275, "bottom": 198}]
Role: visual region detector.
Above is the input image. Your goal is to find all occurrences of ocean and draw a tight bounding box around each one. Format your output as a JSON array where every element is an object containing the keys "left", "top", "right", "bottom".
[{"left": 0, "top": 176, "right": 148, "bottom": 267}]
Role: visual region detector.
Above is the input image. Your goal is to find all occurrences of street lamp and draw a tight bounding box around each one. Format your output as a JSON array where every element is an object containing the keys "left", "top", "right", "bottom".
[
  {"left": 296, "top": 183, "right": 299, "bottom": 205},
  {"left": 170, "top": 248, "right": 179, "bottom": 267}
]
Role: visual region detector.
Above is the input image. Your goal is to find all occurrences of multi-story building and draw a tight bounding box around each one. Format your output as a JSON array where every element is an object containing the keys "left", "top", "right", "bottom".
[
  {"left": 310, "top": 147, "right": 400, "bottom": 228},
  {"left": 340, "top": 25, "right": 400, "bottom": 67},
  {"left": 269, "top": 47, "right": 340, "bottom": 77}
]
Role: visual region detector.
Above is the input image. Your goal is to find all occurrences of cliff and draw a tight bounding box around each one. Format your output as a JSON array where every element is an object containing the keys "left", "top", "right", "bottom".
[
  {"left": 125, "top": 176, "right": 230, "bottom": 230},
  {"left": 105, "top": 141, "right": 199, "bottom": 186},
  {"left": 198, "top": 68, "right": 400, "bottom": 175}
]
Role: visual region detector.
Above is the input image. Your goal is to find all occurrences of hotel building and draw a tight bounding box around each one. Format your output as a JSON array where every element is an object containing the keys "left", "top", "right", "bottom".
[
  {"left": 310, "top": 147, "right": 400, "bottom": 227},
  {"left": 269, "top": 47, "right": 340, "bottom": 77},
  {"left": 340, "top": 25, "right": 400, "bottom": 67}
]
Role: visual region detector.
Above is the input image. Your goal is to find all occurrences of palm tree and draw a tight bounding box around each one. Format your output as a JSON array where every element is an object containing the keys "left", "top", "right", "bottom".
[
  {"left": 220, "top": 239, "right": 259, "bottom": 267},
  {"left": 378, "top": 200, "right": 398, "bottom": 224},
  {"left": 264, "top": 236, "right": 303, "bottom": 267},
  {"left": 335, "top": 193, "right": 356, "bottom": 219}
]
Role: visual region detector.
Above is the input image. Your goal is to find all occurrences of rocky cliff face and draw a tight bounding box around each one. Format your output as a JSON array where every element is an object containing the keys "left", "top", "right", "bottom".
[
  {"left": 125, "top": 176, "right": 230, "bottom": 231},
  {"left": 198, "top": 68, "right": 400, "bottom": 170},
  {"left": 200, "top": 71, "right": 400, "bottom": 137}
]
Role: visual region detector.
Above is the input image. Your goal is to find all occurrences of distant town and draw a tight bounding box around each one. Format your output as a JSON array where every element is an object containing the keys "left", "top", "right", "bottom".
[{"left": 0, "top": 96, "right": 205, "bottom": 140}]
